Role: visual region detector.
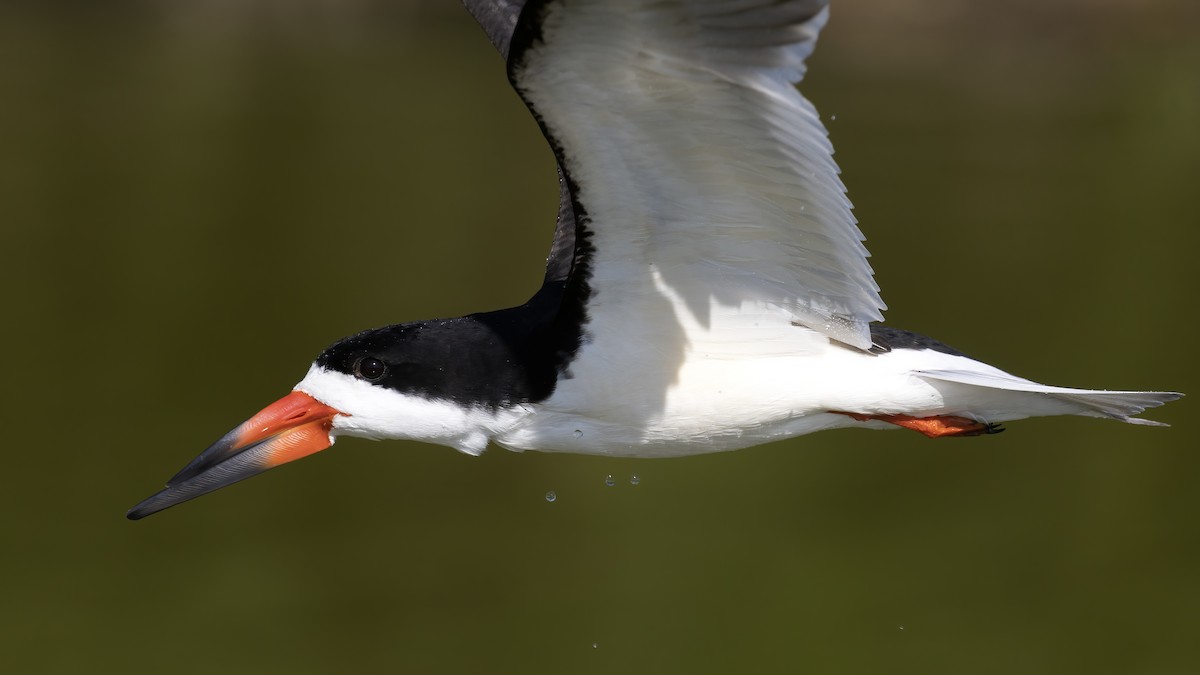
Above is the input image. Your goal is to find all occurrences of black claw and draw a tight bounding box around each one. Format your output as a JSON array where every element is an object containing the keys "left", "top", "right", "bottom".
[{"left": 985, "top": 423, "right": 1006, "bottom": 435}]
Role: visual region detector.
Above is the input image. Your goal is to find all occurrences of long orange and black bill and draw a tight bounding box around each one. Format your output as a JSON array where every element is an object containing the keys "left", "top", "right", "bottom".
[{"left": 127, "top": 391, "right": 343, "bottom": 520}]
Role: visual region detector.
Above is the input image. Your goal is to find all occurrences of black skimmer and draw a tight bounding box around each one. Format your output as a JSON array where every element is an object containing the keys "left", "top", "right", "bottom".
[{"left": 127, "top": 0, "right": 1181, "bottom": 520}]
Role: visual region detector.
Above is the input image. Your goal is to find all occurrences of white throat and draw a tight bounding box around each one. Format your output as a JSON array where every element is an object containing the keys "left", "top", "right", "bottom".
[{"left": 293, "top": 364, "right": 532, "bottom": 455}]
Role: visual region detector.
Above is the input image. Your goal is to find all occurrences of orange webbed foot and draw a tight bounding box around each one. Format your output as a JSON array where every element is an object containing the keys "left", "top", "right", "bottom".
[{"left": 833, "top": 412, "right": 1004, "bottom": 438}]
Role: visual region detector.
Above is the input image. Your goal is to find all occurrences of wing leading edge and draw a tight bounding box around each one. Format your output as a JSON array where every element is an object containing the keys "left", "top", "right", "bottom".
[{"left": 466, "top": 0, "right": 885, "bottom": 349}]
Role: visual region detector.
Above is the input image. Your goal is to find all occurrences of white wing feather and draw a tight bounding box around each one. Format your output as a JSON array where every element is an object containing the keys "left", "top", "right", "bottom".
[{"left": 515, "top": 0, "right": 884, "bottom": 349}]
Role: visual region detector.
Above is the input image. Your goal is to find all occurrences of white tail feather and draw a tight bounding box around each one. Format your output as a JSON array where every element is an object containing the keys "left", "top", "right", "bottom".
[{"left": 917, "top": 369, "right": 1183, "bottom": 426}]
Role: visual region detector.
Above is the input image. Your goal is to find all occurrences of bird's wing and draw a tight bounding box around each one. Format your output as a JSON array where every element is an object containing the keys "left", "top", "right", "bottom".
[
  {"left": 462, "top": 0, "right": 525, "bottom": 59},
  {"left": 463, "top": 0, "right": 579, "bottom": 288},
  {"left": 486, "top": 0, "right": 883, "bottom": 349}
]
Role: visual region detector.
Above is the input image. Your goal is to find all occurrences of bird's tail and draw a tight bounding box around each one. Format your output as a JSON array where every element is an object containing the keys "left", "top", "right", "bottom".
[{"left": 916, "top": 369, "right": 1182, "bottom": 426}]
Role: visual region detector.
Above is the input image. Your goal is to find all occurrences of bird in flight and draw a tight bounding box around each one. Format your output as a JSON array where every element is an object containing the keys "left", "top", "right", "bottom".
[{"left": 128, "top": 0, "right": 1180, "bottom": 520}]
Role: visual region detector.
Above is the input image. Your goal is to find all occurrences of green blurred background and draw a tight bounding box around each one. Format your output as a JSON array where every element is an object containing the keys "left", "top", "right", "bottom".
[{"left": 2, "top": 1, "right": 1197, "bottom": 673}]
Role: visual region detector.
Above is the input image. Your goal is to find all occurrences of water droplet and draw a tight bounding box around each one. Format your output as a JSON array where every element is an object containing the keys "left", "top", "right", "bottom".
[
  {"left": 573, "top": 429, "right": 583, "bottom": 438},
  {"left": 545, "top": 491, "right": 557, "bottom": 502},
  {"left": 830, "top": 114, "right": 837, "bottom": 121},
  {"left": 630, "top": 474, "right": 640, "bottom": 486},
  {"left": 604, "top": 475, "right": 615, "bottom": 487},
  {"left": 898, "top": 625, "right": 905, "bottom": 632},
  {"left": 592, "top": 643, "right": 599, "bottom": 649}
]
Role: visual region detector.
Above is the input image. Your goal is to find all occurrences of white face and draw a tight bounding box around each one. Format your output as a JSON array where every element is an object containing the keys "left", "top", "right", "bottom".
[{"left": 292, "top": 364, "right": 532, "bottom": 455}]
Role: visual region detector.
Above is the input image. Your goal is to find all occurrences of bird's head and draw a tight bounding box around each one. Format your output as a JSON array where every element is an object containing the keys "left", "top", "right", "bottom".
[{"left": 127, "top": 321, "right": 518, "bottom": 520}]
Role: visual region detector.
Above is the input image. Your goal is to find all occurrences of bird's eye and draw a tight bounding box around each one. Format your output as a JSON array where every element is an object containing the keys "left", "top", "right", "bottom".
[{"left": 354, "top": 356, "right": 387, "bottom": 381}]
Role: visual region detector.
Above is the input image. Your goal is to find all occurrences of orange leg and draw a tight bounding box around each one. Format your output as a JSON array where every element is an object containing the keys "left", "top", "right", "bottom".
[{"left": 832, "top": 412, "right": 1004, "bottom": 438}]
